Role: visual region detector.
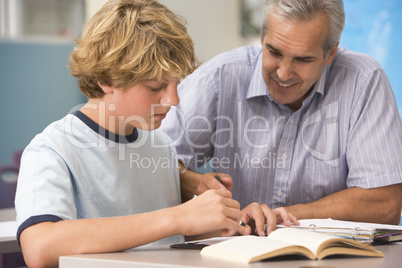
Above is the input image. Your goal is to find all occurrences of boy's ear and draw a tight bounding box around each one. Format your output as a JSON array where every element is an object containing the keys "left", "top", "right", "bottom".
[{"left": 97, "top": 82, "right": 114, "bottom": 94}]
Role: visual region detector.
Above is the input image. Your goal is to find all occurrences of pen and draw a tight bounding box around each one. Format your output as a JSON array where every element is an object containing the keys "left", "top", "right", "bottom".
[{"left": 214, "top": 175, "right": 223, "bottom": 184}]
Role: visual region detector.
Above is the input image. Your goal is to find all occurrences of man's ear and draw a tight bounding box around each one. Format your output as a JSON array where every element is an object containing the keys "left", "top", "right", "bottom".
[
  {"left": 325, "top": 42, "right": 339, "bottom": 65},
  {"left": 97, "top": 82, "right": 114, "bottom": 94}
]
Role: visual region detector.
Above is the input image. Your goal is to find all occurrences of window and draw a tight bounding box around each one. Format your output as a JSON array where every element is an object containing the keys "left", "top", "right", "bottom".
[{"left": 0, "top": 0, "right": 85, "bottom": 40}]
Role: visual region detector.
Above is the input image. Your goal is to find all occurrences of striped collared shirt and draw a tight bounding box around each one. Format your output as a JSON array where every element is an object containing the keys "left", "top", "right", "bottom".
[{"left": 160, "top": 46, "right": 402, "bottom": 209}]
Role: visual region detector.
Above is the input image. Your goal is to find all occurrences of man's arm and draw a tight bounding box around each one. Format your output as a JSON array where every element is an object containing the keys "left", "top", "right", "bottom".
[
  {"left": 178, "top": 162, "right": 232, "bottom": 202},
  {"left": 286, "top": 183, "right": 402, "bottom": 225},
  {"left": 182, "top": 165, "right": 402, "bottom": 225},
  {"left": 19, "top": 189, "right": 248, "bottom": 268}
]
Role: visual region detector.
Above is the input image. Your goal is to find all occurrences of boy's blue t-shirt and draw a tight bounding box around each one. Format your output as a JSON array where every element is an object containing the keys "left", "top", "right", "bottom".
[{"left": 15, "top": 110, "right": 183, "bottom": 246}]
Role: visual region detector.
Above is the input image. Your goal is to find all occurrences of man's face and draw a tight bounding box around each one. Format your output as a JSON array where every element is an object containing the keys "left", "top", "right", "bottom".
[{"left": 261, "top": 13, "right": 338, "bottom": 111}]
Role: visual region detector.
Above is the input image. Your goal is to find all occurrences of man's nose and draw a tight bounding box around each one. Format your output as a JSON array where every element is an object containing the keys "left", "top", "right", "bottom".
[{"left": 277, "top": 59, "right": 294, "bottom": 82}]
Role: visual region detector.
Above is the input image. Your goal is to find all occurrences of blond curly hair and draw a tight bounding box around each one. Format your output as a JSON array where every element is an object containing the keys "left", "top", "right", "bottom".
[{"left": 69, "top": 0, "right": 198, "bottom": 98}]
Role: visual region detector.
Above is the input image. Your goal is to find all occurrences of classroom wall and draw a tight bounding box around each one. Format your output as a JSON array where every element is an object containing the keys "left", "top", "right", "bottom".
[
  {"left": 0, "top": 40, "right": 86, "bottom": 166},
  {"left": 158, "top": 0, "right": 242, "bottom": 62},
  {"left": 86, "top": 0, "right": 243, "bottom": 63}
]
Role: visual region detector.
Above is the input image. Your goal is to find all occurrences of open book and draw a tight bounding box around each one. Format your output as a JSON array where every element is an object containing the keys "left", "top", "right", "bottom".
[{"left": 200, "top": 228, "right": 384, "bottom": 264}]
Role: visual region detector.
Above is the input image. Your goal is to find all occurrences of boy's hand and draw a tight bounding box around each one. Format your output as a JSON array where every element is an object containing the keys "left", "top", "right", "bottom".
[{"left": 175, "top": 189, "right": 247, "bottom": 237}]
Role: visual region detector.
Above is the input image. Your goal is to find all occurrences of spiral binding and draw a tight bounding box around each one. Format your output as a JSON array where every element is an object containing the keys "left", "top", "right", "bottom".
[{"left": 307, "top": 224, "right": 373, "bottom": 244}]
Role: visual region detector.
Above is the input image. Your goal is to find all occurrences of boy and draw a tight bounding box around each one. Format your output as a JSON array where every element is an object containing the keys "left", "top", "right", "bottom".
[{"left": 14, "top": 1, "right": 255, "bottom": 267}]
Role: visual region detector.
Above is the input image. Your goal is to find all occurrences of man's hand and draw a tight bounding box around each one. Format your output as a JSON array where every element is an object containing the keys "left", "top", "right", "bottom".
[
  {"left": 178, "top": 162, "right": 233, "bottom": 202},
  {"left": 240, "top": 203, "right": 299, "bottom": 236},
  {"left": 195, "top": 173, "right": 233, "bottom": 194}
]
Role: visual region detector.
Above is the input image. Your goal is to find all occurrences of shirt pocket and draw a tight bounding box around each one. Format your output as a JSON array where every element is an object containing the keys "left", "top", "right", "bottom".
[{"left": 302, "top": 155, "right": 347, "bottom": 202}]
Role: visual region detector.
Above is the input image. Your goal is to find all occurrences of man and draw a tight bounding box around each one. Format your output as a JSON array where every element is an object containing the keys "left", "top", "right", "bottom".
[{"left": 160, "top": 0, "right": 402, "bottom": 225}]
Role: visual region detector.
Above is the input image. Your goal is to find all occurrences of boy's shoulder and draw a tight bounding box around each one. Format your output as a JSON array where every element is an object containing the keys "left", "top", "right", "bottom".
[{"left": 27, "top": 113, "right": 90, "bottom": 151}]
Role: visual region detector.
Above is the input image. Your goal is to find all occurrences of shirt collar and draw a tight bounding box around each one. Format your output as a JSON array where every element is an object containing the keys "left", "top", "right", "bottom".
[
  {"left": 246, "top": 51, "right": 269, "bottom": 100},
  {"left": 72, "top": 110, "right": 139, "bottom": 143},
  {"left": 311, "top": 63, "right": 331, "bottom": 98}
]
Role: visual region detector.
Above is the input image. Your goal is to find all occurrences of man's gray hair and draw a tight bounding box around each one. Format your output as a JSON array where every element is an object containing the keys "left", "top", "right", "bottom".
[{"left": 261, "top": 0, "right": 345, "bottom": 56}]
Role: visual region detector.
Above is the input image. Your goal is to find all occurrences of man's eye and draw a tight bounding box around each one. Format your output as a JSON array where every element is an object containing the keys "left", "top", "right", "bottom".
[
  {"left": 268, "top": 50, "right": 281, "bottom": 57},
  {"left": 297, "top": 58, "right": 314, "bottom": 63}
]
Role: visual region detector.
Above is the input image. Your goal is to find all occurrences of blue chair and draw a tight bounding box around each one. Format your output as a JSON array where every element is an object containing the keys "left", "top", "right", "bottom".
[
  {"left": 0, "top": 150, "right": 26, "bottom": 268},
  {"left": 0, "top": 172, "right": 19, "bottom": 210},
  {"left": 0, "top": 150, "right": 22, "bottom": 209}
]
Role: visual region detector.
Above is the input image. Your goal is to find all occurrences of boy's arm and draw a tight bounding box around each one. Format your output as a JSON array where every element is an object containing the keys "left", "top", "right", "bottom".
[{"left": 20, "top": 189, "right": 248, "bottom": 268}]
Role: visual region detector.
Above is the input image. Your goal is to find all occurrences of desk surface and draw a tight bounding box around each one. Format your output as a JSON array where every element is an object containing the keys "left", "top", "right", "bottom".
[
  {"left": 60, "top": 243, "right": 402, "bottom": 268},
  {"left": 0, "top": 208, "right": 16, "bottom": 221}
]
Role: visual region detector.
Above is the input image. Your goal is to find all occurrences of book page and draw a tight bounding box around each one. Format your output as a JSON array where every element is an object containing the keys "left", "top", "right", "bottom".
[
  {"left": 268, "top": 228, "right": 336, "bottom": 255},
  {"left": 200, "top": 229, "right": 383, "bottom": 263},
  {"left": 200, "top": 235, "right": 313, "bottom": 264}
]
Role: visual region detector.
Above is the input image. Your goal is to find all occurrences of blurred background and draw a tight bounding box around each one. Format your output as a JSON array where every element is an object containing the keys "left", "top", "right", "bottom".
[{"left": 0, "top": 0, "right": 401, "bottom": 190}]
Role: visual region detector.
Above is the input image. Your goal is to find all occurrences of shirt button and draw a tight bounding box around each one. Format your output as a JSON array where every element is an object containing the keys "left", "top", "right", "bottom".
[
  {"left": 290, "top": 119, "right": 295, "bottom": 124},
  {"left": 277, "top": 191, "right": 282, "bottom": 197},
  {"left": 282, "top": 154, "right": 288, "bottom": 160}
]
